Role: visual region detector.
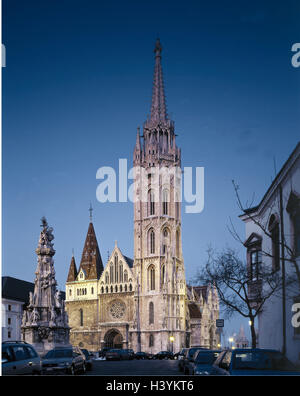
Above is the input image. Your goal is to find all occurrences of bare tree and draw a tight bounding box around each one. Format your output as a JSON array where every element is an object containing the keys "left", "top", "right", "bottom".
[{"left": 197, "top": 247, "right": 281, "bottom": 348}]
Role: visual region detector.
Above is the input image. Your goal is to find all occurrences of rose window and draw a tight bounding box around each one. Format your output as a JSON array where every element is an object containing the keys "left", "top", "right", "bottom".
[{"left": 109, "top": 301, "right": 126, "bottom": 319}]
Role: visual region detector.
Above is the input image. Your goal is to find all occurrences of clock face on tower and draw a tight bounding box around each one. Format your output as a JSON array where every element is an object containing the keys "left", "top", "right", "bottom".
[{"left": 109, "top": 300, "right": 126, "bottom": 320}]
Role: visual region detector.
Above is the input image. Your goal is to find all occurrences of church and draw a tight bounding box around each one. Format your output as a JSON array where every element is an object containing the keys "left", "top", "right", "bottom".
[{"left": 65, "top": 39, "right": 220, "bottom": 354}]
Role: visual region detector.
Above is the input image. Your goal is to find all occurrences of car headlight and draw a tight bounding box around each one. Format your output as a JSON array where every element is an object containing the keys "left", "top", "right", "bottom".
[{"left": 195, "top": 370, "right": 209, "bottom": 375}]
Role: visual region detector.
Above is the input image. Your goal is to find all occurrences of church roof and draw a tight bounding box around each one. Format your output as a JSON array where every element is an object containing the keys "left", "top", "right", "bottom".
[
  {"left": 2, "top": 276, "right": 34, "bottom": 304},
  {"left": 66, "top": 255, "right": 78, "bottom": 282},
  {"left": 193, "top": 286, "right": 209, "bottom": 301},
  {"left": 78, "top": 222, "right": 104, "bottom": 280},
  {"left": 2, "top": 276, "right": 65, "bottom": 303},
  {"left": 188, "top": 302, "right": 202, "bottom": 319},
  {"left": 187, "top": 285, "right": 209, "bottom": 302},
  {"left": 123, "top": 255, "right": 134, "bottom": 268}
]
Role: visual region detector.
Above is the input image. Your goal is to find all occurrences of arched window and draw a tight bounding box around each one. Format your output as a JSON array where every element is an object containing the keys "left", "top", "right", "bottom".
[
  {"left": 269, "top": 214, "right": 280, "bottom": 272},
  {"left": 286, "top": 191, "right": 300, "bottom": 258},
  {"left": 129, "top": 284, "right": 132, "bottom": 292},
  {"left": 114, "top": 255, "right": 118, "bottom": 283},
  {"left": 79, "top": 309, "right": 83, "bottom": 327},
  {"left": 149, "top": 229, "right": 155, "bottom": 254},
  {"left": 176, "top": 201, "right": 180, "bottom": 219},
  {"left": 91, "top": 287, "right": 94, "bottom": 295},
  {"left": 115, "top": 285, "right": 118, "bottom": 292},
  {"left": 69, "top": 289, "right": 72, "bottom": 296},
  {"left": 149, "top": 302, "right": 154, "bottom": 324},
  {"left": 119, "top": 262, "right": 123, "bottom": 283},
  {"left": 176, "top": 230, "right": 180, "bottom": 257},
  {"left": 124, "top": 270, "right": 128, "bottom": 283},
  {"left": 110, "top": 263, "right": 114, "bottom": 284},
  {"left": 162, "top": 228, "right": 169, "bottom": 255},
  {"left": 106, "top": 286, "right": 108, "bottom": 293},
  {"left": 149, "top": 334, "right": 154, "bottom": 348},
  {"left": 120, "top": 284, "right": 123, "bottom": 292},
  {"left": 162, "top": 189, "right": 169, "bottom": 215},
  {"left": 105, "top": 272, "right": 109, "bottom": 284},
  {"left": 101, "top": 287, "right": 104, "bottom": 294},
  {"left": 149, "top": 266, "right": 155, "bottom": 291},
  {"left": 161, "top": 265, "right": 165, "bottom": 285},
  {"left": 148, "top": 190, "right": 155, "bottom": 216}
]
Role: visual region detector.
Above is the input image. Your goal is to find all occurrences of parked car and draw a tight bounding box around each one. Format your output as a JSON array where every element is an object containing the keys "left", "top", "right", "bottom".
[
  {"left": 106, "top": 349, "right": 122, "bottom": 361},
  {"left": 123, "top": 349, "right": 135, "bottom": 360},
  {"left": 210, "top": 348, "right": 300, "bottom": 376},
  {"left": 181, "top": 347, "right": 207, "bottom": 374},
  {"left": 153, "top": 351, "right": 174, "bottom": 360},
  {"left": 178, "top": 348, "right": 189, "bottom": 372},
  {"left": 2, "top": 341, "right": 42, "bottom": 375},
  {"left": 188, "top": 350, "right": 221, "bottom": 375},
  {"left": 98, "top": 348, "right": 110, "bottom": 358},
  {"left": 42, "top": 347, "right": 86, "bottom": 375},
  {"left": 80, "top": 348, "right": 93, "bottom": 371},
  {"left": 135, "top": 352, "right": 150, "bottom": 360},
  {"left": 173, "top": 349, "right": 187, "bottom": 360}
]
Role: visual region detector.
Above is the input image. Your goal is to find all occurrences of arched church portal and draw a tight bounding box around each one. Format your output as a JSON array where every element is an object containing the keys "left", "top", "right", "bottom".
[{"left": 104, "top": 329, "right": 123, "bottom": 349}]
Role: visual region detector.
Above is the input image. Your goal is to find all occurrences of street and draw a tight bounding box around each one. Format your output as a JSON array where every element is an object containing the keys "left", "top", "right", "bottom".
[{"left": 85, "top": 359, "right": 184, "bottom": 376}]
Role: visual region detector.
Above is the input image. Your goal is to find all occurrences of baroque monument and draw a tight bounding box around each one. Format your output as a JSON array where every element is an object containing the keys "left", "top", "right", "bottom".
[
  {"left": 21, "top": 217, "right": 70, "bottom": 355},
  {"left": 65, "top": 39, "right": 220, "bottom": 353}
]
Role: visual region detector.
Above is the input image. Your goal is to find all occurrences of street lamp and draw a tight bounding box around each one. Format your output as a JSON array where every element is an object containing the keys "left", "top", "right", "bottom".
[
  {"left": 228, "top": 337, "right": 234, "bottom": 349},
  {"left": 169, "top": 336, "right": 174, "bottom": 353}
]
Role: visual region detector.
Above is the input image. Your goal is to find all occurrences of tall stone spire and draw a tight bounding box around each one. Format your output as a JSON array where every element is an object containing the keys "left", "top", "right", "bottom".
[
  {"left": 150, "top": 38, "right": 167, "bottom": 124},
  {"left": 78, "top": 217, "right": 104, "bottom": 280}
]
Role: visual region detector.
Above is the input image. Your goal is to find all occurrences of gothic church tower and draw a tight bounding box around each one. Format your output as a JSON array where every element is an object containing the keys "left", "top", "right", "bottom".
[{"left": 133, "top": 39, "right": 187, "bottom": 353}]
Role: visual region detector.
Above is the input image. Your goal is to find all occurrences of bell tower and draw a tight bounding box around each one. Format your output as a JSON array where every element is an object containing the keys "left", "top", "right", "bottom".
[{"left": 133, "top": 39, "right": 187, "bottom": 353}]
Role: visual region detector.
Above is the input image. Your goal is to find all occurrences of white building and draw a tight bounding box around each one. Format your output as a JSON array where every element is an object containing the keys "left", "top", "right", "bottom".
[
  {"left": 240, "top": 142, "right": 300, "bottom": 364},
  {"left": 2, "top": 277, "right": 34, "bottom": 341}
]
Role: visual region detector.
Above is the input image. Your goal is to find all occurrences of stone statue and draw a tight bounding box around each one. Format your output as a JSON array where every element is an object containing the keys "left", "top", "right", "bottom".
[
  {"left": 22, "top": 218, "right": 70, "bottom": 354},
  {"left": 31, "top": 308, "right": 39, "bottom": 324},
  {"left": 55, "top": 290, "right": 62, "bottom": 308},
  {"left": 29, "top": 292, "right": 34, "bottom": 308},
  {"left": 50, "top": 308, "right": 56, "bottom": 326},
  {"left": 22, "top": 310, "right": 27, "bottom": 327}
]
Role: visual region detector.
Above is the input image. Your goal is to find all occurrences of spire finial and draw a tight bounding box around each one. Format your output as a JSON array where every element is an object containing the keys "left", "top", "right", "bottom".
[
  {"left": 154, "top": 38, "right": 162, "bottom": 57},
  {"left": 89, "top": 203, "right": 93, "bottom": 222},
  {"left": 150, "top": 38, "right": 167, "bottom": 123}
]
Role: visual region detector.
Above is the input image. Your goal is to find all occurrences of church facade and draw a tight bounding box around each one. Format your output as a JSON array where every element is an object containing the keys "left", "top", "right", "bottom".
[{"left": 65, "top": 40, "right": 220, "bottom": 354}]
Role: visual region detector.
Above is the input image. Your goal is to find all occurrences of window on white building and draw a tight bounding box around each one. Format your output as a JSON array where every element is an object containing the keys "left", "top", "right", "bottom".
[{"left": 250, "top": 250, "right": 262, "bottom": 281}]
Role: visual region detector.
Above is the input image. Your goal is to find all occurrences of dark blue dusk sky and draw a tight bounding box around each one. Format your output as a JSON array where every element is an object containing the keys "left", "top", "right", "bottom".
[{"left": 3, "top": 0, "right": 300, "bottom": 340}]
